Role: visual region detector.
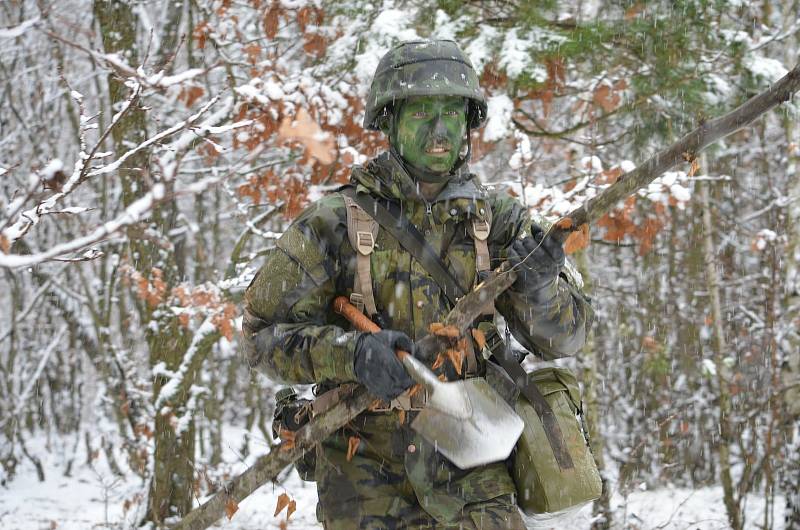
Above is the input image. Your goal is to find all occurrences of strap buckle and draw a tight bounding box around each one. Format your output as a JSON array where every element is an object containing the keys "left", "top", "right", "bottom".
[
  {"left": 349, "top": 292, "right": 365, "bottom": 313},
  {"left": 472, "top": 219, "right": 490, "bottom": 241},
  {"left": 356, "top": 231, "right": 375, "bottom": 255}
]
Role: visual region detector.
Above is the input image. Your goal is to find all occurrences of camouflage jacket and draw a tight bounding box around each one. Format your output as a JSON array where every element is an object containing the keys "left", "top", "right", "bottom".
[{"left": 240, "top": 151, "right": 593, "bottom": 521}]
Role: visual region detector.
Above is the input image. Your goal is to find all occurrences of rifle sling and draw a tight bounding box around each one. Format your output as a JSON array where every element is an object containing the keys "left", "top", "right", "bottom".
[
  {"left": 343, "top": 188, "right": 466, "bottom": 306},
  {"left": 342, "top": 188, "right": 574, "bottom": 470}
]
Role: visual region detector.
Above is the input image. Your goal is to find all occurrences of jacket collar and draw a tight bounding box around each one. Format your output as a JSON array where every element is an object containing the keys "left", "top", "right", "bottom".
[{"left": 350, "top": 151, "right": 488, "bottom": 205}]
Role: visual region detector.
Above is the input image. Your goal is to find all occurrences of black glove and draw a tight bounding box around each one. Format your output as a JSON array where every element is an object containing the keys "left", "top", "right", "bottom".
[
  {"left": 506, "top": 225, "right": 565, "bottom": 300},
  {"left": 353, "top": 330, "right": 415, "bottom": 402}
]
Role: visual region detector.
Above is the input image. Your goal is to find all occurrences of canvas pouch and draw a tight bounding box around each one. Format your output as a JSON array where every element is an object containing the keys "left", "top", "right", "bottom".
[{"left": 512, "top": 367, "right": 602, "bottom": 514}]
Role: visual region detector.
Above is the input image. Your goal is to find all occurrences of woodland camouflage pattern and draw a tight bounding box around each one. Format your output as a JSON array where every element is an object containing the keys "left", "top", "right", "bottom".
[
  {"left": 241, "top": 151, "right": 593, "bottom": 528},
  {"left": 363, "top": 40, "right": 487, "bottom": 130}
]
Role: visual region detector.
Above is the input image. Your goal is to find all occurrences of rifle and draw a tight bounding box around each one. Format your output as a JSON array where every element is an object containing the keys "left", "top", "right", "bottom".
[{"left": 171, "top": 62, "right": 800, "bottom": 530}]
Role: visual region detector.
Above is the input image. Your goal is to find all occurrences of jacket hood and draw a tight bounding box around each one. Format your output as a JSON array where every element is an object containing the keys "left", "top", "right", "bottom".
[{"left": 350, "top": 151, "right": 488, "bottom": 205}]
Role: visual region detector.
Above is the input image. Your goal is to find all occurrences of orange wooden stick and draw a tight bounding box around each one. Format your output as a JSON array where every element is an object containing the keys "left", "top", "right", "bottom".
[{"left": 333, "top": 296, "right": 409, "bottom": 359}]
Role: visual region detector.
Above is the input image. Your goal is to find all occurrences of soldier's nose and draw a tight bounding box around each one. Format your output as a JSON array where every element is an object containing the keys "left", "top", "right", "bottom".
[{"left": 432, "top": 116, "right": 448, "bottom": 137}]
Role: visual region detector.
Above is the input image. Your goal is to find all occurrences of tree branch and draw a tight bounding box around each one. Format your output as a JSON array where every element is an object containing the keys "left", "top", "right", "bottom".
[{"left": 554, "top": 61, "right": 800, "bottom": 239}]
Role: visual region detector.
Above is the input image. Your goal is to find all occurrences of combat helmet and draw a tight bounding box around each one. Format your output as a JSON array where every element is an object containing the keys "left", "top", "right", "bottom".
[{"left": 363, "top": 40, "right": 487, "bottom": 131}]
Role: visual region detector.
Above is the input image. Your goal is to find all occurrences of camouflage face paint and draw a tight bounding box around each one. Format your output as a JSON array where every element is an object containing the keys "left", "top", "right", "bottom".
[{"left": 392, "top": 96, "right": 467, "bottom": 174}]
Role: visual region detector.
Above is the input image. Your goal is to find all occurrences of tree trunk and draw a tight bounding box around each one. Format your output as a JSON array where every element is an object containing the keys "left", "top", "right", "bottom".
[
  {"left": 574, "top": 250, "right": 611, "bottom": 529},
  {"left": 781, "top": 109, "right": 800, "bottom": 530},
  {"left": 700, "top": 179, "right": 742, "bottom": 530},
  {"left": 93, "top": 1, "right": 199, "bottom": 525}
]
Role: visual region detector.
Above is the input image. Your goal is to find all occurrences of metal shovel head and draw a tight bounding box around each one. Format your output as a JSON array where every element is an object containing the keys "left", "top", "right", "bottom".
[{"left": 411, "top": 377, "right": 524, "bottom": 470}]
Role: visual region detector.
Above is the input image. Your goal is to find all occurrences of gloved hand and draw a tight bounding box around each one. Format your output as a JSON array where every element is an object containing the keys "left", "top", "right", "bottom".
[
  {"left": 353, "top": 330, "right": 415, "bottom": 402},
  {"left": 506, "top": 225, "right": 565, "bottom": 301}
]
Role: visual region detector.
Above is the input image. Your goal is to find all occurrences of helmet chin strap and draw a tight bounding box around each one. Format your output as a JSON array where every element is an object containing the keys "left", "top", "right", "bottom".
[{"left": 388, "top": 110, "right": 473, "bottom": 184}]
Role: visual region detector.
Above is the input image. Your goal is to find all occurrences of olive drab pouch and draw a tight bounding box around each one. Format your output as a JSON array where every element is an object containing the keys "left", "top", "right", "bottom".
[{"left": 512, "top": 367, "right": 602, "bottom": 514}]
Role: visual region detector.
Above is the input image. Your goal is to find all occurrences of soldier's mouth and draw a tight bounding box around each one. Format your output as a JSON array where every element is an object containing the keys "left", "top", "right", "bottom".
[{"left": 425, "top": 144, "right": 450, "bottom": 155}]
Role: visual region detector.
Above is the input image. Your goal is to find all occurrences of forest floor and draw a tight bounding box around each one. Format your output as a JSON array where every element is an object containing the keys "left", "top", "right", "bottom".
[{"left": 0, "top": 428, "right": 785, "bottom": 530}]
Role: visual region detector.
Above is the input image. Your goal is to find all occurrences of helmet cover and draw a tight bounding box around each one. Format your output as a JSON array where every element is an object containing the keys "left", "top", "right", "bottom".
[{"left": 364, "top": 40, "right": 487, "bottom": 131}]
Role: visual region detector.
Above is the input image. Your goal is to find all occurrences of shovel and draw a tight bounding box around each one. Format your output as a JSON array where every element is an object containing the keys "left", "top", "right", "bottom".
[{"left": 333, "top": 296, "right": 524, "bottom": 470}]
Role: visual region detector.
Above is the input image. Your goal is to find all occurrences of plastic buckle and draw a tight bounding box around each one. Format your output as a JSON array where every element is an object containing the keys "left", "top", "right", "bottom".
[
  {"left": 349, "top": 292, "right": 365, "bottom": 313},
  {"left": 472, "top": 219, "right": 490, "bottom": 241},
  {"left": 356, "top": 231, "right": 375, "bottom": 255}
]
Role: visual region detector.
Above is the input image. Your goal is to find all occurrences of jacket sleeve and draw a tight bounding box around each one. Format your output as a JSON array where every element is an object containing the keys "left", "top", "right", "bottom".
[
  {"left": 239, "top": 197, "right": 359, "bottom": 385},
  {"left": 488, "top": 191, "right": 594, "bottom": 360}
]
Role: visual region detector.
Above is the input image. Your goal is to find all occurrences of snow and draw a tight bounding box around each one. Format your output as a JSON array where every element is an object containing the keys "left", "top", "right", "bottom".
[
  {"left": 0, "top": 17, "right": 38, "bottom": 39},
  {"left": 0, "top": 428, "right": 785, "bottom": 529},
  {"left": 702, "top": 358, "right": 718, "bottom": 376},
  {"left": 155, "top": 318, "right": 217, "bottom": 410},
  {"left": 500, "top": 29, "right": 535, "bottom": 79},
  {"left": 465, "top": 26, "right": 499, "bottom": 74},
  {"left": 430, "top": 10, "right": 468, "bottom": 41},
  {"left": 351, "top": 9, "right": 419, "bottom": 88},
  {"left": 744, "top": 55, "right": 789, "bottom": 82},
  {"left": 509, "top": 130, "right": 533, "bottom": 170},
  {"left": 484, "top": 94, "right": 515, "bottom": 142},
  {"left": 146, "top": 68, "right": 205, "bottom": 88}
]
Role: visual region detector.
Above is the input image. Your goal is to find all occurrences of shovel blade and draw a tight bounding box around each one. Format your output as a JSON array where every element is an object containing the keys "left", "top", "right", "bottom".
[{"left": 411, "top": 378, "right": 524, "bottom": 469}]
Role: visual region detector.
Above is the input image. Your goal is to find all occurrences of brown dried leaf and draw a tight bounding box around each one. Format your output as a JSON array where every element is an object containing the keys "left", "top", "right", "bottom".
[
  {"left": 178, "top": 86, "right": 205, "bottom": 108},
  {"left": 0, "top": 234, "right": 9, "bottom": 253},
  {"left": 563, "top": 223, "right": 590, "bottom": 254},
  {"left": 274, "top": 492, "right": 291, "bottom": 517},
  {"left": 193, "top": 21, "right": 210, "bottom": 50},
  {"left": 225, "top": 497, "right": 239, "bottom": 520},
  {"left": 398, "top": 409, "right": 407, "bottom": 425},
  {"left": 593, "top": 84, "right": 621, "bottom": 113},
  {"left": 287, "top": 499, "right": 297, "bottom": 519},
  {"left": 428, "top": 323, "right": 460, "bottom": 338},
  {"left": 688, "top": 157, "right": 701, "bottom": 177},
  {"left": 641, "top": 335, "right": 660, "bottom": 352},
  {"left": 431, "top": 353, "right": 445, "bottom": 370},
  {"left": 346, "top": 436, "right": 361, "bottom": 462},
  {"left": 597, "top": 167, "right": 623, "bottom": 185},
  {"left": 278, "top": 428, "right": 296, "bottom": 451},
  {"left": 445, "top": 349, "right": 464, "bottom": 376},
  {"left": 554, "top": 217, "right": 574, "bottom": 230},
  {"left": 264, "top": 4, "right": 280, "bottom": 39},
  {"left": 277, "top": 108, "right": 335, "bottom": 164},
  {"left": 625, "top": 3, "right": 645, "bottom": 20},
  {"left": 470, "top": 329, "right": 487, "bottom": 351}
]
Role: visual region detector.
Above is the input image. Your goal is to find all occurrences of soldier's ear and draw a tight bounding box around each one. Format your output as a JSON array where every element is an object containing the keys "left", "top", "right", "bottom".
[{"left": 376, "top": 106, "right": 393, "bottom": 135}]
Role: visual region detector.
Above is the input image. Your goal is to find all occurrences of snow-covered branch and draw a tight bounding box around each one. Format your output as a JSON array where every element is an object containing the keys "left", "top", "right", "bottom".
[{"left": 0, "top": 175, "right": 223, "bottom": 268}]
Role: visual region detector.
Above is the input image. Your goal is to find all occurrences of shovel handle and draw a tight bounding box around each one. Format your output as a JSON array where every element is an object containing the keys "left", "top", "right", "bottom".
[{"left": 333, "top": 296, "right": 410, "bottom": 360}]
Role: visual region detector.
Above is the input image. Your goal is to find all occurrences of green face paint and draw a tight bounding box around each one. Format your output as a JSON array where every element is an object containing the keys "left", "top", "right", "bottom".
[{"left": 392, "top": 96, "right": 467, "bottom": 175}]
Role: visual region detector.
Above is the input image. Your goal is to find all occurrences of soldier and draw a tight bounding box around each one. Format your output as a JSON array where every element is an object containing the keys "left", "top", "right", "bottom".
[{"left": 241, "top": 40, "right": 593, "bottom": 529}]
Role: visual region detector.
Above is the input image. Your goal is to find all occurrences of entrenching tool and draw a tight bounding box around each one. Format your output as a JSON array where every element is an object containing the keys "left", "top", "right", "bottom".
[{"left": 333, "top": 296, "right": 524, "bottom": 470}]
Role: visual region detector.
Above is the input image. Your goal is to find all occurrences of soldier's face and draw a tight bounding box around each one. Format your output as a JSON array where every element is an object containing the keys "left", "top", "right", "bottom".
[{"left": 393, "top": 96, "right": 467, "bottom": 174}]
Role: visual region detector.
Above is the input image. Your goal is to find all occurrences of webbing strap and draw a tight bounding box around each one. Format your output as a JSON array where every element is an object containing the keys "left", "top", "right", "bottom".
[
  {"left": 490, "top": 337, "right": 575, "bottom": 470},
  {"left": 343, "top": 195, "right": 378, "bottom": 316},
  {"left": 342, "top": 189, "right": 467, "bottom": 307},
  {"left": 471, "top": 219, "right": 491, "bottom": 272},
  {"left": 468, "top": 218, "right": 494, "bottom": 316}
]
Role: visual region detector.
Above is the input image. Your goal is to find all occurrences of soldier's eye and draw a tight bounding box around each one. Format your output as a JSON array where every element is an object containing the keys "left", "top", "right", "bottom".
[
  {"left": 444, "top": 110, "right": 460, "bottom": 116},
  {"left": 413, "top": 111, "right": 428, "bottom": 118}
]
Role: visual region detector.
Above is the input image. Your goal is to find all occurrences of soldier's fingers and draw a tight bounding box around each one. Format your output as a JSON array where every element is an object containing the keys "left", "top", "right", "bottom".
[
  {"left": 540, "top": 235, "right": 565, "bottom": 265},
  {"left": 506, "top": 242, "right": 524, "bottom": 266},
  {"left": 391, "top": 332, "right": 414, "bottom": 355},
  {"left": 521, "top": 236, "right": 539, "bottom": 255}
]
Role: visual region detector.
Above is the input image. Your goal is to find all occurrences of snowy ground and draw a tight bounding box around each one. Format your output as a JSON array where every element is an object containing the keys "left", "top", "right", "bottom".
[{"left": 0, "top": 429, "right": 785, "bottom": 530}]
